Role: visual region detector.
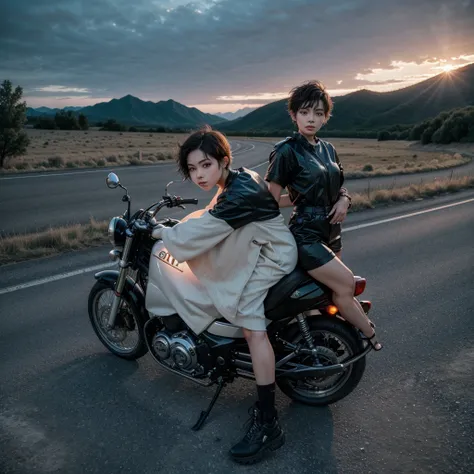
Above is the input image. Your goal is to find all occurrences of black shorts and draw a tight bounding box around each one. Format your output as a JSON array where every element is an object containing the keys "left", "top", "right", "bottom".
[{"left": 289, "top": 209, "right": 342, "bottom": 271}]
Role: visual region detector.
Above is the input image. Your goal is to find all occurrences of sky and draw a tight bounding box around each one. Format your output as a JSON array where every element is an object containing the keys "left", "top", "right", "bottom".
[{"left": 1, "top": 0, "right": 474, "bottom": 113}]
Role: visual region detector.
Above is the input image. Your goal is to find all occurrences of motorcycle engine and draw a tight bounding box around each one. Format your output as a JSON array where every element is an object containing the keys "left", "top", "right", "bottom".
[{"left": 151, "top": 330, "right": 210, "bottom": 377}]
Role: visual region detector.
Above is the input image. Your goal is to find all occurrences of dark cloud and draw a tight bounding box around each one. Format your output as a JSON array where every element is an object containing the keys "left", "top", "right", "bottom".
[{"left": 1, "top": 0, "right": 473, "bottom": 109}]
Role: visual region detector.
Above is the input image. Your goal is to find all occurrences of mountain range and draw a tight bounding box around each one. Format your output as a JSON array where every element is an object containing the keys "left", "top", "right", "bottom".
[
  {"left": 27, "top": 96, "right": 224, "bottom": 128},
  {"left": 27, "top": 106, "right": 83, "bottom": 116},
  {"left": 216, "top": 107, "right": 257, "bottom": 120},
  {"left": 26, "top": 63, "right": 474, "bottom": 132},
  {"left": 217, "top": 63, "right": 474, "bottom": 133}
]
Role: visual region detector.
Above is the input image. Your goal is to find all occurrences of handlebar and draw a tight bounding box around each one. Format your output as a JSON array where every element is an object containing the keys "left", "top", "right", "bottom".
[
  {"left": 146, "top": 195, "right": 199, "bottom": 219},
  {"left": 179, "top": 198, "right": 199, "bottom": 205}
]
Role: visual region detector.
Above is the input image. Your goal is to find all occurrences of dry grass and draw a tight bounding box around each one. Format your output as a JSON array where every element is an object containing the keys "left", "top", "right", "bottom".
[
  {"left": 0, "top": 218, "right": 108, "bottom": 265},
  {"left": 238, "top": 137, "right": 472, "bottom": 177},
  {"left": 1, "top": 176, "right": 473, "bottom": 265},
  {"left": 1, "top": 129, "right": 183, "bottom": 172},
  {"left": 350, "top": 175, "right": 474, "bottom": 211},
  {"left": 1, "top": 132, "right": 472, "bottom": 176}
]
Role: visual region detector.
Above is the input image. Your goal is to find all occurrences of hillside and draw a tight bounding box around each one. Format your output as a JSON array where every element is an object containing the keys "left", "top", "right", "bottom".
[
  {"left": 216, "top": 107, "right": 257, "bottom": 120},
  {"left": 217, "top": 63, "right": 474, "bottom": 133},
  {"left": 27, "top": 96, "right": 223, "bottom": 128}
]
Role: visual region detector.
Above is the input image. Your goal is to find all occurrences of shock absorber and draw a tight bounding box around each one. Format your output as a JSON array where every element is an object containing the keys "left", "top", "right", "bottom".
[
  {"left": 296, "top": 314, "right": 314, "bottom": 349},
  {"left": 296, "top": 314, "right": 322, "bottom": 365}
]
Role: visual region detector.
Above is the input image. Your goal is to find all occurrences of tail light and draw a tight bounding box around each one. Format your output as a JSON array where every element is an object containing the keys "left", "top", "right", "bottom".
[
  {"left": 325, "top": 305, "right": 339, "bottom": 315},
  {"left": 354, "top": 276, "right": 366, "bottom": 296}
]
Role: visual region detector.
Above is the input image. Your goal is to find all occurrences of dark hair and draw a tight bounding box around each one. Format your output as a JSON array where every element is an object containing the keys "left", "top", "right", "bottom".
[
  {"left": 177, "top": 125, "right": 232, "bottom": 179},
  {"left": 288, "top": 80, "right": 333, "bottom": 119}
]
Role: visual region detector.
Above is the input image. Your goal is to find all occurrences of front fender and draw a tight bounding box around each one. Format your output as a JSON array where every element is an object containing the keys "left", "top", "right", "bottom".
[{"left": 94, "top": 270, "right": 147, "bottom": 318}]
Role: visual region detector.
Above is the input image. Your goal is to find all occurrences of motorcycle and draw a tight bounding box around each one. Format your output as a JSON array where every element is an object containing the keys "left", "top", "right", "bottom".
[{"left": 88, "top": 172, "right": 374, "bottom": 430}]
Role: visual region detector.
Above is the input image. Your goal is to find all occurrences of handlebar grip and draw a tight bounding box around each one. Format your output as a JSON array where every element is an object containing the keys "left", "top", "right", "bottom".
[{"left": 180, "top": 199, "right": 198, "bottom": 205}]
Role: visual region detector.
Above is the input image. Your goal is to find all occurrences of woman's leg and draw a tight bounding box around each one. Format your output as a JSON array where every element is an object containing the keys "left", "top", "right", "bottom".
[
  {"left": 242, "top": 329, "right": 277, "bottom": 419},
  {"left": 242, "top": 329, "right": 275, "bottom": 385},
  {"left": 308, "top": 257, "right": 382, "bottom": 350},
  {"left": 229, "top": 329, "right": 283, "bottom": 463}
]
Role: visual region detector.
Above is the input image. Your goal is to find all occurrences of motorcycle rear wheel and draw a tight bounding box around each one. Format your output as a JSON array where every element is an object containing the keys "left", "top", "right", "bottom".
[
  {"left": 88, "top": 280, "right": 148, "bottom": 360},
  {"left": 276, "top": 317, "right": 366, "bottom": 406}
]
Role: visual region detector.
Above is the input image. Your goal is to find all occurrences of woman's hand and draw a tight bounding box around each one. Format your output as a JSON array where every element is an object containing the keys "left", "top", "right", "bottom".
[
  {"left": 328, "top": 196, "right": 350, "bottom": 224},
  {"left": 151, "top": 224, "right": 165, "bottom": 240}
]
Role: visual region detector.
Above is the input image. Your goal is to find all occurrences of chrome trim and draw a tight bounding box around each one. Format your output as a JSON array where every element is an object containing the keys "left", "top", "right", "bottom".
[
  {"left": 109, "top": 249, "right": 121, "bottom": 261},
  {"left": 108, "top": 217, "right": 118, "bottom": 246},
  {"left": 206, "top": 321, "right": 244, "bottom": 338},
  {"left": 146, "top": 338, "right": 214, "bottom": 387}
]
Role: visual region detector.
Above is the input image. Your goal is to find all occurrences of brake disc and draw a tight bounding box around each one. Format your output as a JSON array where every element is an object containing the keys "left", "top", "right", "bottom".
[
  {"left": 302, "top": 346, "right": 342, "bottom": 390},
  {"left": 98, "top": 306, "right": 128, "bottom": 342}
]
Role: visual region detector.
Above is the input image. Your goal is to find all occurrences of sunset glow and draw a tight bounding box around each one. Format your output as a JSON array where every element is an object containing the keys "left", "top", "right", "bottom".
[
  {"left": 441, "top": 64, "right": 456, "bottom": 73},
  {"left": 6, "top": 0, "right": 473, "bottom": 113}
]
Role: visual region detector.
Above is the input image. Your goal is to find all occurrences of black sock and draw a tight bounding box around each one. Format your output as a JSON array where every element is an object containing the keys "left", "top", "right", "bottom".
[{"left": 257, "top": 383, "right": 276, "bottom": 421}]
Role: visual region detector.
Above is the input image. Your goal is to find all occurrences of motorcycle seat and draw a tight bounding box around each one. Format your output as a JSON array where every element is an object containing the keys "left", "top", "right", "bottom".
[{"left": 264, "top": 265, "right": 313, "bottom": 312}]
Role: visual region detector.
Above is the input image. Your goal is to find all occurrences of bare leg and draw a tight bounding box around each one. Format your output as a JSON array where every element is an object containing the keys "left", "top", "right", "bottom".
[
  {"left": 242, "top": 329, "right": 275, "bottom": 385},
  {"left": 308, "top": 257, "right": 382, "bottom": 350}
]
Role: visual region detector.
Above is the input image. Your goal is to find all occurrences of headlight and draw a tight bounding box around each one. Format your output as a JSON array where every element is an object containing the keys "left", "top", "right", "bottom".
[{"left": 108, "top": 217, "right": 127, "bottom": 247}]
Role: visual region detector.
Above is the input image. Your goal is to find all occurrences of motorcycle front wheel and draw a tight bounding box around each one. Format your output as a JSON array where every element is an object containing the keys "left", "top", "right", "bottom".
[
  {"left": 276, "top": 317, "right": 366, "bottom": 406},
  {"left": 88, "top": 280, "right": 148, "bottom": 360}
]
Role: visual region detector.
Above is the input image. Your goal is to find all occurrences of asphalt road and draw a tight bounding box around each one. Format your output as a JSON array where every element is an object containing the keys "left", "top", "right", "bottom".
[
  {"left": 1, "top": 191, "right": 473, "bottom": 474},
  {"left": 1, "top": 138, "right": 473, "bottom": 235}
]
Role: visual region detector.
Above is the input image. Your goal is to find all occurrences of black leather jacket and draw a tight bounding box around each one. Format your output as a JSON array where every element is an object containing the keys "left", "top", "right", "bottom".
[
  {"left": 265, "top": 133, "right": 344, "bottom": 208},
  {"left": 209, "top": 168, "right": 280, "bottom": 229}
]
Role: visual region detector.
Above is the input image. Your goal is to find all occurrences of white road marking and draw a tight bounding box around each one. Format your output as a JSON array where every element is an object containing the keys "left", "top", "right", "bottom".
[
  {"left": 1, "top": 188, "right": 472, "bottom": 296},
  {"left": 250, "top": 159, "right": 270, "bottom": 170},
  {"left": 0, "top": 262, "right": 115, "bottom": 295},
  {"left": 0, "top": 164, "right": 176, "bottom": 180},
  {"left": 343, "top": 197, "right": 474, "bottom": 233}
]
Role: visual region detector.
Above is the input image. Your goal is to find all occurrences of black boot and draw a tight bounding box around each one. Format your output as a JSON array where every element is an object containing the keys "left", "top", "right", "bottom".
[{"left": 229, "top": 403, "right": 285, "bottom": 464}]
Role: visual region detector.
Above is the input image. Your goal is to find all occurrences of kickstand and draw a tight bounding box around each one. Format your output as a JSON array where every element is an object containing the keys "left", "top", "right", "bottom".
[{"left": 191, "top": 378, "right": 226, "bottom": 431}]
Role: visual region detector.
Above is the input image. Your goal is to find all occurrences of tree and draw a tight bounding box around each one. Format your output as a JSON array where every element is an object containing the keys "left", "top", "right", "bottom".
[
  {"left": 409, "top": 121, "right": 429, "bottom": 141},
  {"left": 34, "top": 116, "right": 57, "bottom": 130},
  {"left": 54, "top": 110, "right": 80, "bottom": 130},
  {"left": 100, "top": 119, "right": 126, "bottom": 131},
  {"left": 78, "top": 113, "right": 89, "bottom": 130},
  {"left": 421, "top": 126, "right": 434, "bottom": 145},
  {"left": 377, "top": 130, "right": 390, "bottom": 141},
  {"left": 0, "top": 80, "right": 30, "bottom": 168}
]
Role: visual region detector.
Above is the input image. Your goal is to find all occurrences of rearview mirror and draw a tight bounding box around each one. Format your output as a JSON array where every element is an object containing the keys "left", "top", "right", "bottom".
[{"left": 106, "top": 172, "right": 120, "bottom": 189}]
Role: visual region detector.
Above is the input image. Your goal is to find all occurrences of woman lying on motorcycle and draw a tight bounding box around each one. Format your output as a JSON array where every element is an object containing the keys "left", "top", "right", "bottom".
[{"left": 151, "top": 126, "right": 298, "bottom": 464}]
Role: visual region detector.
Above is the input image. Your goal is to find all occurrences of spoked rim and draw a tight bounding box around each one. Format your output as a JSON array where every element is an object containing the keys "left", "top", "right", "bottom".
[
  {"left": 286, "top": 330, "right": 354, "bottom": 399},
  {"left": 92, "top": 288, "right": 141, "bottom": 354}
]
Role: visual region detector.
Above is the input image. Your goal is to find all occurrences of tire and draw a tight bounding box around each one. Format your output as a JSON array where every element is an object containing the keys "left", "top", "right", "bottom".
[
  {"left": 276, "top": 317, "right": 366, "bottom": 406},
  {"left": 88, "top": 280, "right": 148, "bottom": 360}
]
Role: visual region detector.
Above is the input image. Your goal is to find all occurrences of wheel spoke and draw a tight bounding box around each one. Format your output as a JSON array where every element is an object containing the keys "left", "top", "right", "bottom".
[
  {"left": 93, "top": 289, "right": 140, "bottom": 354},
  {"left": 288, "top": 330, "right": 353, "bottom": 398}
]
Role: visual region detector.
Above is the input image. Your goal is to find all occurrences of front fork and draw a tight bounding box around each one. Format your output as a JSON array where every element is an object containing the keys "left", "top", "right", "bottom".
[{"left": 107, "top": 235, "right": 134, "bottom": 329}]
